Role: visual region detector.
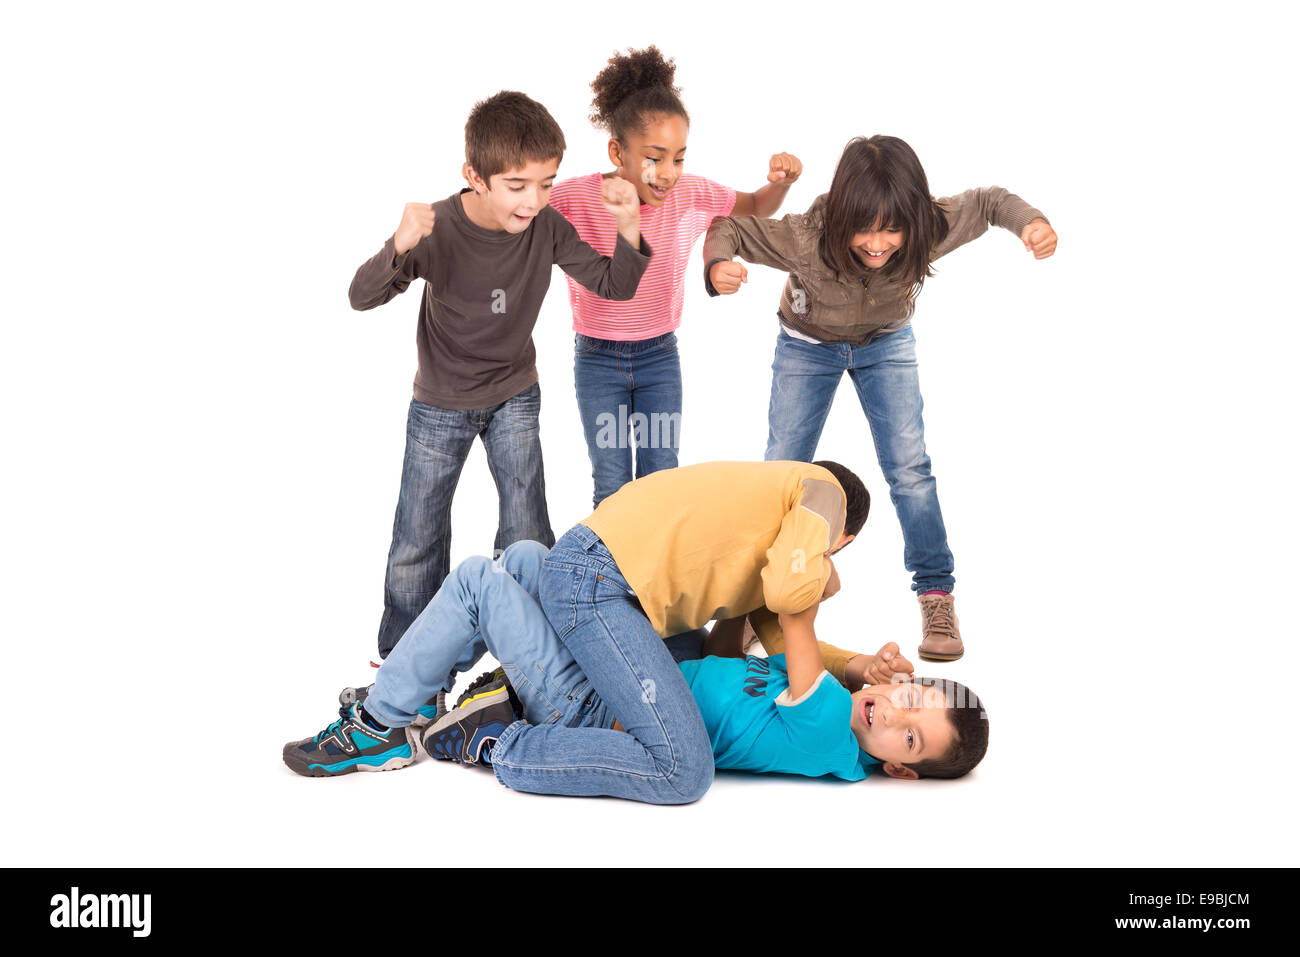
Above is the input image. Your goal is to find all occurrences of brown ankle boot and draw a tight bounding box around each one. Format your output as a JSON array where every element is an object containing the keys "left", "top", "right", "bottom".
[{"left": 917, "top": 592, "right": 964, "bottom": 662}]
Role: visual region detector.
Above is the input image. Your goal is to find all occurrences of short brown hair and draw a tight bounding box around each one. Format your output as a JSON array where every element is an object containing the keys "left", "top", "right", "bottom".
[{"left": 465, "top": 91, "right": 566, "bottom": 184}]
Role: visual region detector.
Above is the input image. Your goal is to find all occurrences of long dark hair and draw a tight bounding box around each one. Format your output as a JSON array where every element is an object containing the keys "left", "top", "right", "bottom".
[
  {"left": 818, "top": 136, "right": 949, "bottom": 294},
  {"left": 588, "top": 45, "right": 690, "bottom": 143}
]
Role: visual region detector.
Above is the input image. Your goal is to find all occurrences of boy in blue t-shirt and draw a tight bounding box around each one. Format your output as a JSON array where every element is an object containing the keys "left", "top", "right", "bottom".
[{"left": 284, "top": 541, "right": 989, "bottom": 788}]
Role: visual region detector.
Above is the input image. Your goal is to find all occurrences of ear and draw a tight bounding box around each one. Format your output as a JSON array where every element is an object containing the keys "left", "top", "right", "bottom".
[
  {"left": 881, "top": 761, "right": 920, "bottom": 781},
  {"left": 464, "top": 164, "right": 489, "bottom": 194},
  {"left": 607, "top": 138, "right": 623, "bottom": 170}
]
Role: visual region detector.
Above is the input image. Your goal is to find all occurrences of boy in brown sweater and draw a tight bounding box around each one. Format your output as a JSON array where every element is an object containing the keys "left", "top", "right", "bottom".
[{"left": 347, "top": 90, "right": 652, "bottom": 662}]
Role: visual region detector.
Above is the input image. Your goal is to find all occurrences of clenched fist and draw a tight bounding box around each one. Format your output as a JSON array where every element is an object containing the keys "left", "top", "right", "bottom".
[
  {"left": 846, "top": 642, "right": 915, "bottom": 689},
  {"left": 1021, "top": 218, "right": 1057, "bottom": 259},
  {"left": 709, "top": 260, "right": 748, "bottom": 295},
  {"left": 394, "top": 202, "right": 436, "bottom": 255},
  {"left": 768, "top": 152, "right": 802, "bottom": 184},
  {"left": 600, "top": 175, "right": 641, "bottom": 226}
]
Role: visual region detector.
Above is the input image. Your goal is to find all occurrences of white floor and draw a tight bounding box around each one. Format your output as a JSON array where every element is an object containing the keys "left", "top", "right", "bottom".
[{"left": 3, "top": 2, "right": 1297, "bottom": 868}]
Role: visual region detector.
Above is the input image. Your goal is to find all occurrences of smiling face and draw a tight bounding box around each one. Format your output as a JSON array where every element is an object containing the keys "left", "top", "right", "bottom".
[
  {"left": 609, "top": 112, "right": 689, "bottom": 208},
  {"left": 462, "top": 157, "right": 560, "bottom": 233},
  {"left": 849, "top": 680, "right": 956, "bottom": 779},
  {"left": 851, "top": 216, "right": 907, "bottom": 269}
]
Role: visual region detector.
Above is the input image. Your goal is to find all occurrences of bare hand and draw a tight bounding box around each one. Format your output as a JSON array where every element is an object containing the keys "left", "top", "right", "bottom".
[
  {"left": 1021, "top": 218, "right": 1057, "bottom": 259},
  {"left": 710, "top": 260, "right": 748, "bottom": 294},
  {"left": 394, "top": 202, "right": 436, "bottom": 255},
  {"left": 768, "top": 152, "right": 803, "bottom": 185},
  {"left": 600, "top": 176, "right": 641, "bottom": 225},
  {"left": 862, "top": 642, "right": 915, "bottom": 686}
]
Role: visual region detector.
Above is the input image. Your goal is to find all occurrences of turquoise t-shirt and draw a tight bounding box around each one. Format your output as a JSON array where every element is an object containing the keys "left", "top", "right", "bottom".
[{"left": 678, "top": 654, "right": 879, "bottom": 780}]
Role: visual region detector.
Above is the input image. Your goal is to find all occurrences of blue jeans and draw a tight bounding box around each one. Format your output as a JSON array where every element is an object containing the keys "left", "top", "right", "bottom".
[
  {"left": 574, "top": 332, "right": 683, "bottom": 508},
  {"left": 376, "top": 385, "right": 555, "bottom": 658},
  {"left": 366, "top": 540, "right": 610, "bottom": 731},
  {"left": 765, "top": 324, "right": 956, "bottom": 594},
  {"left": 491, "top": 525, "right": 715, "bottom": 804}
]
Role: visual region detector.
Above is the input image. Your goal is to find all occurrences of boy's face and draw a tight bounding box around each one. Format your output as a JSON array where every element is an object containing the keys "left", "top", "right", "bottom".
[
  {"left": 609, "top": 113, "right": 689, "bottom": 208},
  {"left": 465, "top": 157, "right": 560, "bottom": 233},
  {"left": 849, "top": 680, "right": 955, "bottom": 780}
]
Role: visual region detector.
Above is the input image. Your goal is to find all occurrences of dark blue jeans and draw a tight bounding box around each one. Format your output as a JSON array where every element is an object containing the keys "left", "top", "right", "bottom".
[
  {"left": 573, "top": 332, "right": 683, "bottom": 508},
  {"left": 376, "top": 384, "right": 555, "bottom": 658}
]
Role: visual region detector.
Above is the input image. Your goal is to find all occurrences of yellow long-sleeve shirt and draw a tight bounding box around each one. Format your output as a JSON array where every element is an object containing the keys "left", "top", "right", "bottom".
[{"left": 581, "top": 460, "right": 860, "bottom": 684}]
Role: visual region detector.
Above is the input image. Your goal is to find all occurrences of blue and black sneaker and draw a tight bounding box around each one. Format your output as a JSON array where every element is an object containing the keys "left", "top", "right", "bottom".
[
  {"left": 282, "top": 701, "right": 417, "bottom": 778},
  {"left": 419, "top": 668, "right": 522, "bottom": 767},
  {"left": 338, "top": 684, "right": 447, "bottom": 728}
]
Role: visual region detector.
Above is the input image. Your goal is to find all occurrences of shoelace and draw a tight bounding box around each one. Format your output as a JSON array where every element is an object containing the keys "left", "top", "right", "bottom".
[
  {"left": 313, "top": 704, "right": 353, "bottom": 744},
  {"left": 921, "top": 597, "right": 956, "bottom": 638}
]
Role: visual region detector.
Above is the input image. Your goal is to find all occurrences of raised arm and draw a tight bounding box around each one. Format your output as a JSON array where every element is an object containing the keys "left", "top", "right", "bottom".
[
  {"left": 551, "top": 178, "right": 651, "bottom": 302},
  {"left": 932, "top": 186, "right": 1051, "bottom": 260},
  {"left": 729, "top": 152, "right": 803, "bottom": 218},
  {"left": 701, "top": 211, "right": 804, "bottom": 297},
  {"left": 347, "top": 202, "right": 437, "bottom": 311}
]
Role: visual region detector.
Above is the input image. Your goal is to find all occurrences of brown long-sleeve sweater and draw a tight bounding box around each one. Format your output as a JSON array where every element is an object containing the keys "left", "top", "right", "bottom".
[{"left": 349, "top": 189, "right": 652, "bottom": 410}]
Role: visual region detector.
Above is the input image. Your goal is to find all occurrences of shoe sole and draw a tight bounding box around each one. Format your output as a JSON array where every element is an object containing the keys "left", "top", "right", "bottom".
[
  {"left": 916, "top": 646, "right": 964, "bottom": 662},
  {"left": 421, "top": 685, "right": 513, "bottom": 764},
  {"left": 281, "top": 740, "right": 416, "bottom": 778}
]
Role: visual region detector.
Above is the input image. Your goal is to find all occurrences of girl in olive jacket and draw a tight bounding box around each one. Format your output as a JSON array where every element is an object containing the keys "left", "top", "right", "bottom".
[{"left": 702, "top": 134, "right": 1057, "bottom": 663}]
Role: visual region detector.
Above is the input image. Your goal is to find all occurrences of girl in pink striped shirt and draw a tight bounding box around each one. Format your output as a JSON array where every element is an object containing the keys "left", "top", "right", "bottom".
[{"left": 550, "top": 46, "right": 803, "bottom": 506}]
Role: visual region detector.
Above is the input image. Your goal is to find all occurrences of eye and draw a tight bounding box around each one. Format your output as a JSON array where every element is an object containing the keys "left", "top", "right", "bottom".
[{"left": 907, "top": 730, "right": 915, "bottom": 750}]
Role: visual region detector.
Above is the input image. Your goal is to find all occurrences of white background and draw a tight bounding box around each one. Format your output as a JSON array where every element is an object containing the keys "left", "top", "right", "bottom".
[{"left": 2, "top": 1, "right": 1297, "bottom": 867}]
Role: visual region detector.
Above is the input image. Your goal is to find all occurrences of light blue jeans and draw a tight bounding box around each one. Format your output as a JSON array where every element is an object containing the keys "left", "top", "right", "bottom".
[
  {"left": 765, "top": 324, "right": 956, "bottom": 594},
  {"left": 365, "top": 535, "right": 713, "bottom": 804},
  {"left": 574, "top": 332, "right": 683, "bottom": 508},
  {"left": 493, "top": 525, "right": 714, "bottom": 804},
  {"left": 367, "top": 540, "right": 608, "bottom": 730}
]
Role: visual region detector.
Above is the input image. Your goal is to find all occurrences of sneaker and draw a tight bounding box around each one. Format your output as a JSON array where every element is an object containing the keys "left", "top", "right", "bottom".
[
  {"left": 338, "top": 684, "right": 447, "bottom": 728},
  {"left": 917, "top": 592, "right": 964, "bottom": 662},
  {"left": 420, "top": 668, "right": 521, "bottom": 766},
  {"left": 282, "top": 701, "right": 418, "bottom": 777}
]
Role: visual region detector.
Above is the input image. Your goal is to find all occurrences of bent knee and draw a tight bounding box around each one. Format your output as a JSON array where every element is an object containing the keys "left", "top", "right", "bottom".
[{"left": 667, "top": 757, "right": 714, "bottom": 804}]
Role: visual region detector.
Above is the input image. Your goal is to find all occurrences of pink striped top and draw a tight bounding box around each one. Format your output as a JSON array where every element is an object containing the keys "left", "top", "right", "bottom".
[{"left": 549, "top": 173, "right": 737, "bottom": 340}]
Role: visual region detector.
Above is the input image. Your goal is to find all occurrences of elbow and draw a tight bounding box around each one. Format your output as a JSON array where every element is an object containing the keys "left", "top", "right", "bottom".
[
  {"left": 347, "top": 280, "right": 374, "bottom": 312},
  {"left": 765, "top": 581, "right": 823, "bottom": 618}
]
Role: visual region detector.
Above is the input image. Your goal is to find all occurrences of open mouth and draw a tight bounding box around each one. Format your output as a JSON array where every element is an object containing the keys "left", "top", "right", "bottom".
[
  {"left": 648, "top": 183, "right": 671, "bottom": 200},
  {"left": 860, "top": 248, "right": 890, "bottom": 262},
  {"left": 861, "top": 697, "right": 875, "bottom": 728}
]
